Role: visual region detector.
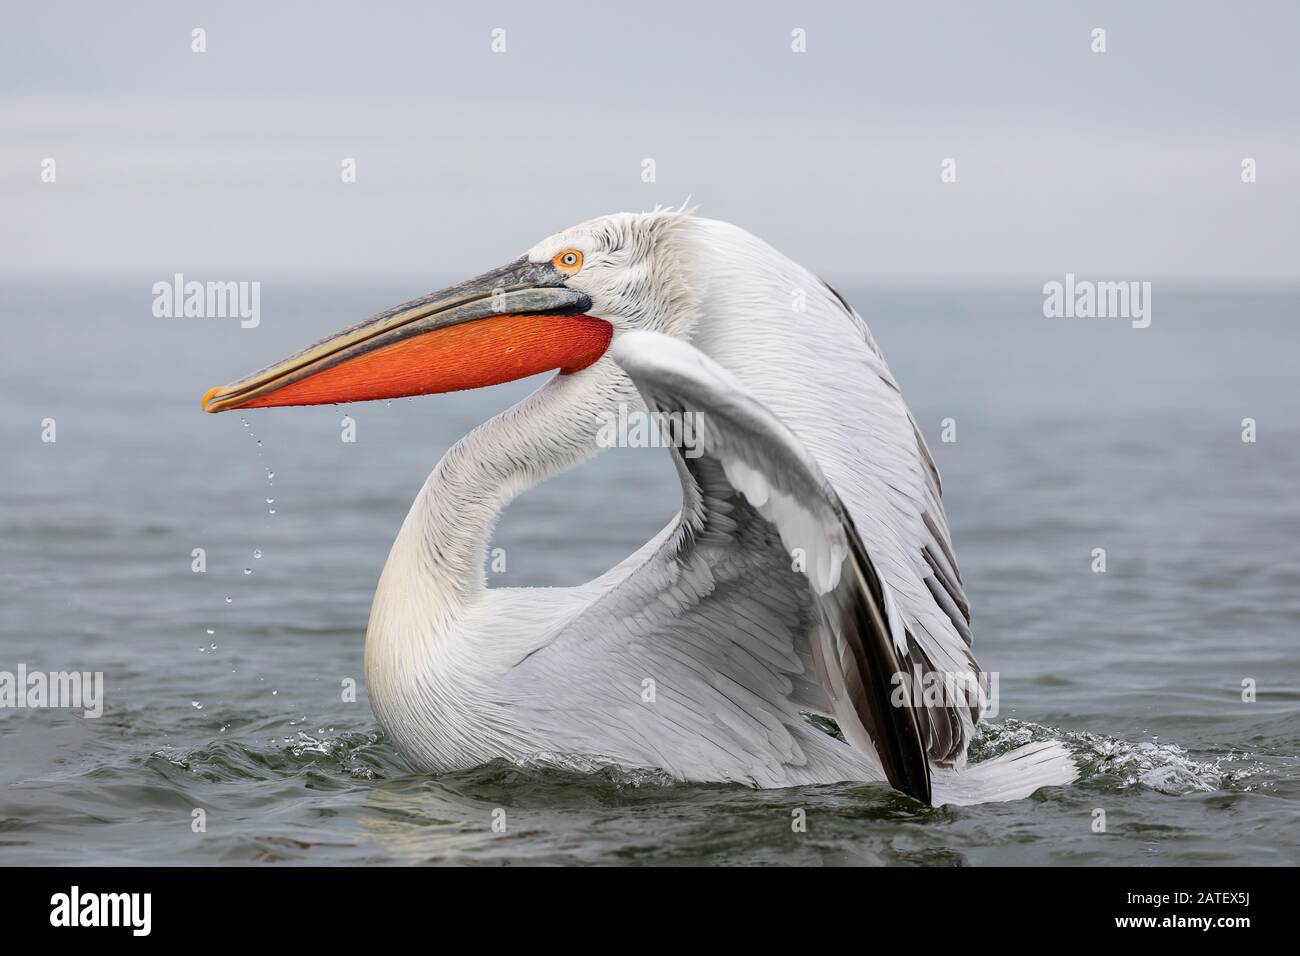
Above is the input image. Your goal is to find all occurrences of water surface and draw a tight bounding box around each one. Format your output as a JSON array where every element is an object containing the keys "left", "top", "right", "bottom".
[{"left": 1, "top": 282, "right": 1296, "bottom": 865}]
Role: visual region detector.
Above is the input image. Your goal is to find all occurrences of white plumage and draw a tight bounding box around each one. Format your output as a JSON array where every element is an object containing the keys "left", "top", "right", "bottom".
[{"left": 356, "top": 210, "right": 1076, "bottom": 804}]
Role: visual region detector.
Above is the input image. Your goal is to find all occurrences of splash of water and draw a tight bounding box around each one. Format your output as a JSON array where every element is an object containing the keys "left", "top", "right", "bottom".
[{"left": 973, "top": 718, "right": 1259, "bottom": 795}]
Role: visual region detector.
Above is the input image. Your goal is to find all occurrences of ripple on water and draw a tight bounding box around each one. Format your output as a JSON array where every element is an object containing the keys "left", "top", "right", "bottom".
[
  {"left": 0, "top": 716, "right": 1287, "bottom": 866},
  {"left": 148, "top": 730, "right": 409, "bottom": 785},
  {"left": 145, "top": 718, "right": 1266, "bottom": 802}
]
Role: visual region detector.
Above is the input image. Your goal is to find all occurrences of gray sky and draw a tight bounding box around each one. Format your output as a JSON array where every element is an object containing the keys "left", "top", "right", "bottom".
[{"left": 2, "top": 0, "right": 1297, "bottom": 284}]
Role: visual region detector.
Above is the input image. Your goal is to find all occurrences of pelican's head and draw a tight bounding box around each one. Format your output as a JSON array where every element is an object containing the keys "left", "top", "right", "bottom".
[{"left": 201, "top": 209, "right": 698, "bottom": 414}]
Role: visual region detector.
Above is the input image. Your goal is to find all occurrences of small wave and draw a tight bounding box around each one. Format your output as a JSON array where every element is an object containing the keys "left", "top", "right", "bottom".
[
  {"left": 972, "top": 718, "right": 1261, "bottom": 795},
  {"left": 278, "top": 731, "right": 399, "bottom": 779},
  {"left": 150, "top": 730, "right": 408, "bottom": 783},
  {"left": 513, "top": 751, "right": 679, "bottom": 788}
]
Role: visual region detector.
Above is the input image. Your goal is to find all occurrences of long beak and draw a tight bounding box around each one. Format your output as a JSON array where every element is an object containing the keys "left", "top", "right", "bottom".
[{"left": 201, "top": 258, "right": 611, "bottom": 413}]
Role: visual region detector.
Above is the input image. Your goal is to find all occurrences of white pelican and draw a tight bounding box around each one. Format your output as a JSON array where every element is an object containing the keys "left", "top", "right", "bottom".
[{"left": 203, "top": 210, "right": 1076, "bottom": 805}]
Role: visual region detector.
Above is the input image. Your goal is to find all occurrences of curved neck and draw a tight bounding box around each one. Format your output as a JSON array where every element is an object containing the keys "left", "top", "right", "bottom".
[{"left": 370, "top": 356, "right": 636, "bottom": 641}]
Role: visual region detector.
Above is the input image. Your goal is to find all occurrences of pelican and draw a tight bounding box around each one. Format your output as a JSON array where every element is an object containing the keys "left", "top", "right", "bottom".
[{"left": 203, "top": 210, "right": 1076, "bottom": 805}]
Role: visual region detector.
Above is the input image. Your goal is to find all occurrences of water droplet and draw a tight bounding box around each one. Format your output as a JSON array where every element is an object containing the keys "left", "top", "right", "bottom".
[
  {"left": 206, "top": 628, "right": 214, "bottom": 635},
  {"left": 268, "top": 508, "right": 276, "bottom": 515},
  {"left": 224, "top": 596, "right": 233, "bottom": 604},
  {"left": 209, "top": 642, "right": 217, "bottom": 650},
  {"left": 243, "top": 567, "right": 252, "bottom": 575},
  {"left": 272, "top": 689, "right": 278, "bottom": 696},
  {"left": 253, "top": 549, "right": 262, "bottom": 559},
  {"left": 191, "top": 700, "right": 202, "bottom": 710},
  {"left": 267, "top": 471, "right": 275, "bottom": 481}
]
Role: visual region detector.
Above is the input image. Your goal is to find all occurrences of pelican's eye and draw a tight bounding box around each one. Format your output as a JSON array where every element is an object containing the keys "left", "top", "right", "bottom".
[{"left": 552, "top": 249, "right": 583, "bottom": 274}]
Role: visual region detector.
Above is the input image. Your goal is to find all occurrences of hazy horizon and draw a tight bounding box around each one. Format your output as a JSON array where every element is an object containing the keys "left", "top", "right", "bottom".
[{"left": 3, "top": 1, "right": 1298, "bottom": 285}]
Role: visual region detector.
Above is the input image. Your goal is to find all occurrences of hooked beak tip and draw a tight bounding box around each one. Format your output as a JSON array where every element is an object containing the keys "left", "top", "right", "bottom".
[{"left": 201, "top": 386, "right": 226, "bottom": 413}]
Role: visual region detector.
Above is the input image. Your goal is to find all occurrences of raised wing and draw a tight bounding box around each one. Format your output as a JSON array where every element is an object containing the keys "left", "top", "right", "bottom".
[
  {"left": 811, "top": 279, "right": 981, "bottom": 766},
  {"left": 505, "top": 330, "right": 934, "bottom": 800}
]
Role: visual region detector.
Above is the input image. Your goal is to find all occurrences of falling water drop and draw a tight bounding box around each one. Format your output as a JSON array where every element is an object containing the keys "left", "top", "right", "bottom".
[
  {"left": 272, "top": 689, "right": 278, "bottom": 696},
  {"left": 243, "top": 567, "right": 252, "bottom": 575},
  {"left": 253, "top": 549, "right": 262, "bottom": 559},
  {"left": 266, "top": 498, "right": 274, "bottom": 505},
  {"left": 191, "top": 700, "right": 203, "bottom": 710},
  {"left": 206, "top": 628, "right": 215, "bottom": 635},
  {"left": 224, "top": 596, "right": 233, "bottom": 604},
  {"left": 209, "top": 642, "right": 217, "bottom": 650}
]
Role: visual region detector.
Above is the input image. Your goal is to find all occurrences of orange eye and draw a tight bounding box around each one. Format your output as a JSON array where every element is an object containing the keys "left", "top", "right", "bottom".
[{"left": 553, "top": 249, "right": 583, "bottom": 274}]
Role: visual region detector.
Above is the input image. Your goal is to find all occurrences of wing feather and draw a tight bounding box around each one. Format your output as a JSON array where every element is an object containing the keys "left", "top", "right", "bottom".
[{"left": 605, "top": 330, "right": 933, "bottom": 801}]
